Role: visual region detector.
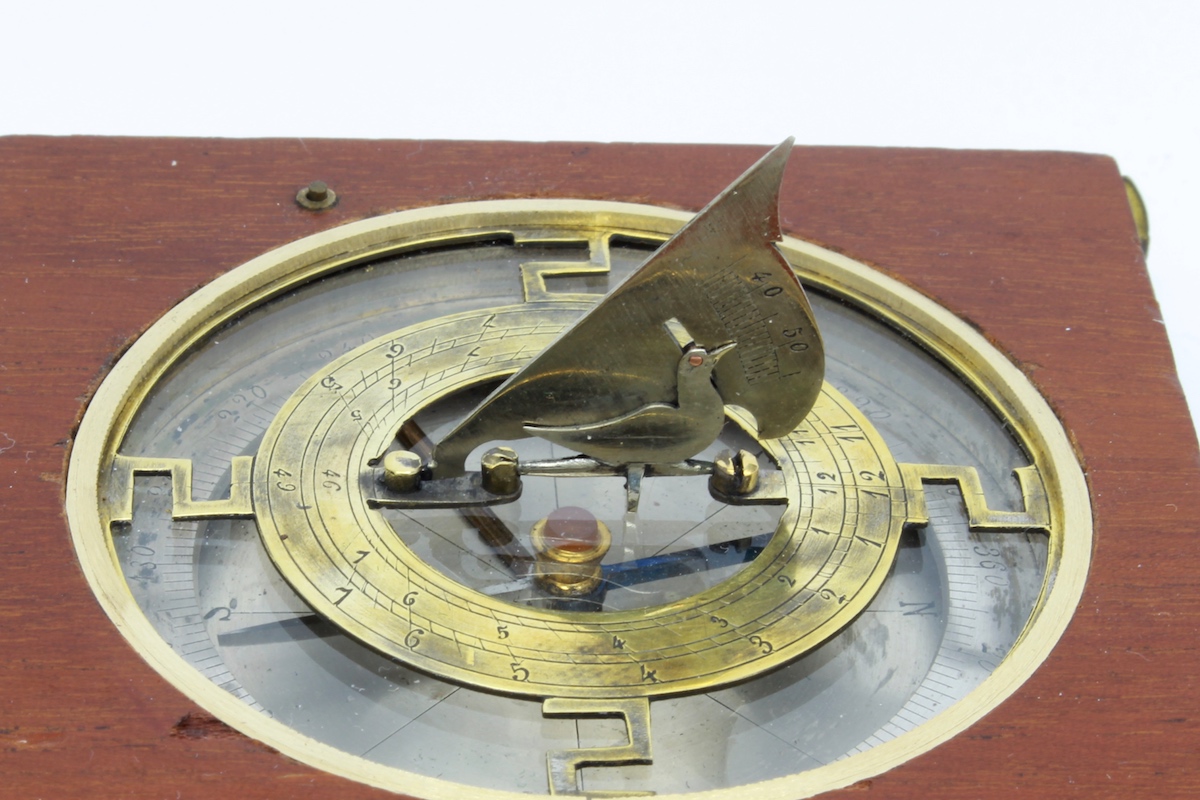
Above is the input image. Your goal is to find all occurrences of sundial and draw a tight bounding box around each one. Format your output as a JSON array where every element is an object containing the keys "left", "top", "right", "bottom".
[{"left": 2, "top": 137, "right": 1196, "bottom": 799}]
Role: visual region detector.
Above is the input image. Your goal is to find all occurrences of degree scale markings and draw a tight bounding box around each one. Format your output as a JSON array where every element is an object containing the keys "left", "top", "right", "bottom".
[
  {"left": 254, "top": 303, "right": 908, "bottom": 699},
  {"left": 260, "top": 307, "right": 586, "bottom": 664}
]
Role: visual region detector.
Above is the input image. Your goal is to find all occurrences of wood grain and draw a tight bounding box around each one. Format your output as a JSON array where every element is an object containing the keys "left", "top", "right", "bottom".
[{"left": 0, "top": 137, "right": 1195, "bottom": 798}]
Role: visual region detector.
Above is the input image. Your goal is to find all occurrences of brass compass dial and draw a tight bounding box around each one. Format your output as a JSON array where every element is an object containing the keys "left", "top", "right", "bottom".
[
  {"left": 256, "top": 303, "right": 903, "bottom": 698},
  {"left": 67, "top": 152, "right": 1090, "bottom": 799}
]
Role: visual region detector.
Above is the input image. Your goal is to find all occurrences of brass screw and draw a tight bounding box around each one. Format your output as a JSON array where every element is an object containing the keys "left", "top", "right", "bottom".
[
  {"left": 296, "top": 180, "right": 337, "bottom": 210},
  {"left": 1122, "top": 176, "right": 1150, "bottom": 255},
  {"left": 711, "top": 449, "right": 760, "bottom": 496}
]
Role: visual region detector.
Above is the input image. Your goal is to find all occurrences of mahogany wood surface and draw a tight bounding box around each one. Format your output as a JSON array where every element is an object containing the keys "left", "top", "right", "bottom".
[{"left": 1, "top": 137, "right": 1196, "bottom": 798}]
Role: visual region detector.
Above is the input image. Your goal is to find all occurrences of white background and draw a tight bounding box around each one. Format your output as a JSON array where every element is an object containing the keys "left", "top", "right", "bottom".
[{"left": 4, "top": 1, "right": 1196, "bottom": 432}]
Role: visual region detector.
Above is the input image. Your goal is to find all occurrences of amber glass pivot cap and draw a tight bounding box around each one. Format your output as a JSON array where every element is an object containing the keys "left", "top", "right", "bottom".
[{"left": 530, "top": 506, "right": 612, "bottom": 596}]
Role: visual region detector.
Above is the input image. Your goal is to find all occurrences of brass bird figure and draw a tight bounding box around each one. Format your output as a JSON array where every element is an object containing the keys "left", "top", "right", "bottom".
[
  {"left": 429, "top": 138, "right": 824, "bottom": 477},
  {"left": 524, "top": 343, "right": 735, "bottom": 465}
]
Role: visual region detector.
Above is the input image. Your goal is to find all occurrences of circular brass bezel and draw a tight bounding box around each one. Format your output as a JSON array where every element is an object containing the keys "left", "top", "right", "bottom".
[
  {"left": 66, "top": 199, "right": 1091, "bottom": 800},
  {"left": 254, "top": 321, "right": 904, "bottom": 698}
]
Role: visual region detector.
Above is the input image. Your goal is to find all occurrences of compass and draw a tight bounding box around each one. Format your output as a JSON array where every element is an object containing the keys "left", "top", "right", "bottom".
[
  {"left": 67, "top": 138, "right": 1084, "bottom": 797},
  {"left": 4, "top": 137, "right": 1197, "bottom": 799}
]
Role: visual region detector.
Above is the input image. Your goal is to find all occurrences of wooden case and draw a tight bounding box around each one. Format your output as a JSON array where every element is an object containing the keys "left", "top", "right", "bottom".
[{"left": 1, "top": 138, "right": 1196, "bottom": 798}]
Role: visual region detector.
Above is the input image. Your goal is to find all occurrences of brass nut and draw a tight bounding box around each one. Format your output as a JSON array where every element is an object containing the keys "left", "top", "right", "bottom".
[
  {"left": 382, "top": 450, "right": 423, "bottom": 492},
  {"left": 480, "top": 447, "right": 520, "bottom": 495}
]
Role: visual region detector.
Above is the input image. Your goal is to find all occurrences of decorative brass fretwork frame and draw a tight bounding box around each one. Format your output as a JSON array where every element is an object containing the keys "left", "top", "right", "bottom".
[{"left": 67, "top": 200, "right": 1091, "bottom": 800}]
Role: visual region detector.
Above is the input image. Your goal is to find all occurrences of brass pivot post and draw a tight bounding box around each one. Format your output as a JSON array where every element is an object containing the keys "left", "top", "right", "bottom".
[{"left": 530, "top": 506, "right": 611, "bottom": 596}]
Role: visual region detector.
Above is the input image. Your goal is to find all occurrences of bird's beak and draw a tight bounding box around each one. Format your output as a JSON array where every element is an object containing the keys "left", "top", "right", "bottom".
[{"left": 710, "top": 342, "right": 736, "bottom": 360}]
